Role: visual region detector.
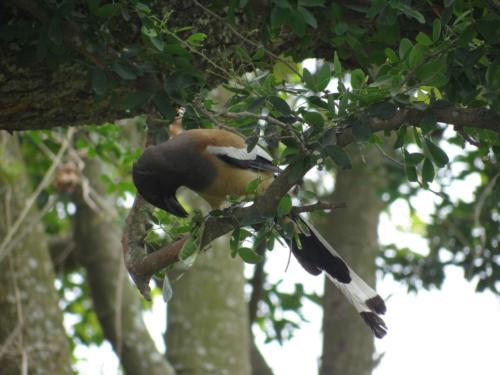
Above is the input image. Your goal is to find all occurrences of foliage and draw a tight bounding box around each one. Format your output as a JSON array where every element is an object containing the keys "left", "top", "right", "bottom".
[{"left": 2, "top": 0, "right": 500, "bottom": 351}]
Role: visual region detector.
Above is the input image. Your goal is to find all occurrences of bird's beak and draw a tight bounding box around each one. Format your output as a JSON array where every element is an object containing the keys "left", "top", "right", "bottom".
[{"left": 164, "top": 195, "right": 188, "bottom": 217}]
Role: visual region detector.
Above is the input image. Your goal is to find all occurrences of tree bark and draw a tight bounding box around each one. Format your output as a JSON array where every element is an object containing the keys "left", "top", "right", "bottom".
[
  {"left": 166, "top": 234, "right": 251, "bottom": 375},
  {"left": 73, "top": 158, "right": 176, "bottom": 375},
  {"left": 0, "top": 131, "right": 72, "bottom": 375},
  {"left": 317, "top": 145, "right": 385, "bottom": 375}
]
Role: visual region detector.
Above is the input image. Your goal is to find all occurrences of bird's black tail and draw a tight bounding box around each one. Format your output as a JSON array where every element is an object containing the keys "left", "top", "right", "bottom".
[{"left": 290, "top": 216, "right": 387, "bottom": 338}]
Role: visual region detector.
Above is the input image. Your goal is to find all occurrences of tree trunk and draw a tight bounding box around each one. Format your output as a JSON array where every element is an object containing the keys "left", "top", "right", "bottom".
[
  {"left": 318, "top": 145, "right": 385, "bottom": 375},
  {"left": 166, "top": 234, "right": 251, "bottom": 375},
  {"left": 73, "top": 158, "right": 176, "bottom": 375},
  {"left": 0, "top": 131, "right": 72, "bottom": 375}
]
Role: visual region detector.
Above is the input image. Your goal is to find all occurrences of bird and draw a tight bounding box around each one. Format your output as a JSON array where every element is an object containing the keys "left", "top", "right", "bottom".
[{"left": 132, "top": 128, "right": 387, "bottom": 338}]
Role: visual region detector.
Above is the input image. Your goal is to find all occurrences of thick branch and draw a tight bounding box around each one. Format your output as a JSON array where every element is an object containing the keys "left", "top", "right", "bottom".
[{"left": 337, "top": 107, "right": 500, "bottom": 146}]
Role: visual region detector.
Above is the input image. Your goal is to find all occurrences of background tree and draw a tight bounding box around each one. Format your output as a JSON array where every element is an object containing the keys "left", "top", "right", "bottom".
[{"left": 1, "top": 1, "right": 499, "bottom": 374}]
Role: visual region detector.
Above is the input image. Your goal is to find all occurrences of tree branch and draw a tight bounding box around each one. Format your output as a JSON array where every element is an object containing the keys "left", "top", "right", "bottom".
[
  {"left": 120, "top": 105, "right": 499, "bottom": 298},
  {"left": 337, "top": 107, "right": 500, "bottom": 146},
  {"left": 293, "top": 201, "right": 347, "bottom": 214}
]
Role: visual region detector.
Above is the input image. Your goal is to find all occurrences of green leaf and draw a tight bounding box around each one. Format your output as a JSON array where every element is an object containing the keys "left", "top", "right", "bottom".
[
  {"left": 274, "top": 0, "right": 291, "bottom": 8},
  {"left": 269, "top": 96, "right": 292, "bottom": 115},
  {"left": 327, "top": 93, "right": 336, "bottom": 116},
  {"left": 325, "top": 145, "right": 351, "bottom": 169},
  {"left": 94, "top": 3, "right": 120, "bottom": 18},
  {"left": 352, "top": 118, "right": 371, "bottom": 142},
  {"left": 271, "top": 6, "right": 287, "bottom": 28},
  {"left": 419, "top": 111, "right": 436, "bottom": 135},
  {"left": 303, "top": 68, "right": 316, "bottom": 90},
  {"left": 186, "top": 33, "right": 207, "bottom": 47},
  {"left": 458, "top": 25, "right": 476, "bottom": 47},
  {"left": 422, "top": 157, "right": 435, "bottom": 183},
  {"left": 112, "top": 62, "right": 137, "bottom": 80},
  {"left": 333, "top": 51, "right": 342, "bottom": 77},
  {"left": 246, "top": 177, "right": 262, "bottom": 194},
  {"left": 416, "top": 56, "right": 447, "bottom": 83},
  {"left": 152, "top": 94, "right": 176, "bottom": 120},
  {"left": 404, "top": 151, "right": 424, "bottom": 166},
  {"left": 408, "top": 44, "right": 427, "bottom": 68},
  {"left": 425, "top": 139, "right": 449, "bottom": 167},
  {"left": 338, "top": 94, "right": 348, "bottom": 116},
  {"left": 350, "top": 69, "right": 365, "bottom": 89},
  {"left": 385, "top": 48, "right": 398, "bottom": 63},
  {"left": 367, "top": 0, "right": 385, "bottom": 18},
  {"left": 150, "top": 36, "right": 165, "bottom": 51},
  {"left": 141, "top": 26, "right": 157, "bottom": 38},
  {"left": 412, "top": 127, "right": 422, "bottom": 148},
  {"left": 321, "top": 127, "right": 337, "bottom": 146},
  {"left": 399, "top": 38, "right": 413, "bottom": 60},
  {"left": 289, "top": 8, "right": 306, "bottom": 36},
  {"left": 416, "top": 32, "right": 433, "bottom": 46},
  {"left": 120, "top": 91, "right": 150, "bottom": 110},
  {"left": 432, "top": 19, "right": 441, "bottom": 42},
  {"left": 315, "top": 63, "right": 331, "bottom": 91},
  {"left": 405, "top": 165, "right": 418, "bottom": 182},
  {"left": 179, "top": 238, "right": 198, "bottom": 261},
  {"left": 393, "top": 127, "right": 407, "bottom": 149},
  {"left": 230, "top": 229, "right": 253, "bottom": 258},
  {"left": 302, "top": 111, "right": 324, "bottom": 127},
  {"left": 92, "top": 69, "right": 107, "bottom": 96},
  {"left": 238, "top": 247, "right": 264, "bottom": 264},
  {"left": 277, "top": 194, "right": 293, "bottom": 216},
  {"left": 297, "top": 7, "right": 317, "bottom": 28},
  {"left": 230, "top": 232, "right": 239, "bottom": 258},
  {"left": 391, "top": 2, "right": 425, "bottom": 24},
  {"left": 135, "top": 2, "right": 151, "bottom": 14},
  {"left": 288, "top": 160, "right": 306, "bottom": 182}
]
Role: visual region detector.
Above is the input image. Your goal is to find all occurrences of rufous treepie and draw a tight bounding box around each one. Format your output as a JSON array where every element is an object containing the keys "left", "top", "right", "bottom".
[{"left": 133, "top": 128, "right": 387, "bottom": 338}]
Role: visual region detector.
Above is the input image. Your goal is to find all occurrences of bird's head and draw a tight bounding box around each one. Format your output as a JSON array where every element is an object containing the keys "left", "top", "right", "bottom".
[{"left": 132, "top": 146, "right": 188, "bottom": 217}]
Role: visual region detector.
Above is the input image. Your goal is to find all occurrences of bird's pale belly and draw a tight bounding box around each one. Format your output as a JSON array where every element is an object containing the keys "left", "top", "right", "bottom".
[{"left": 197, "top": 165, "right": 273, "bottom": 208}]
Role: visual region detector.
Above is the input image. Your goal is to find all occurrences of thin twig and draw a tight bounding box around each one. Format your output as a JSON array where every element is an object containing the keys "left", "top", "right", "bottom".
[
  {"left": 454, "top": 125, "right": 482, "bottom": 148},
  {"left": 114, "top": 255, "right": 125, "bottom": 360},
  {"left": 375, "top": 144, "right": 404, "bottom": 168},
  {"left": 9, "top": 255, "right": 27, "bottom": 375},
  {"left": 217, "top": 110, "right": 305, "bottom": 150},
  {"left": 193, "top": 0, "right": 303, "bottom": 79},
  {"left": 0, "top": 128, "right": 76, "bottom": 262},
  {"left": 1, "top": 196, "right": 56, "bottom": 258},
  {"left": 292, "top": 201, "right": 347, "bottom": 214},
  {"left": 192, "top": 103, "right": 245, "bottom": 137},
  {"left": 163, "top": 29, "right": 233, "bottom": 81},
  {"left": 0, "top": 322, "right": 21, "bottom": 360}
]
